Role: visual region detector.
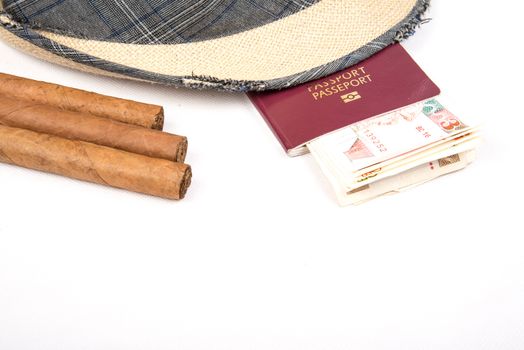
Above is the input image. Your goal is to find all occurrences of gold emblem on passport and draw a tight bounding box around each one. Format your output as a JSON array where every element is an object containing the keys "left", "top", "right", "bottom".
[{"left": 341, "top": 91, "right": 362, "bottom": 103}]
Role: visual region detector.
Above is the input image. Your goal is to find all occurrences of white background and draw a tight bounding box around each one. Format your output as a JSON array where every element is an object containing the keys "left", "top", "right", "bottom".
[{"left": 1, "top": 2, "right": 523, "bottom": 349}]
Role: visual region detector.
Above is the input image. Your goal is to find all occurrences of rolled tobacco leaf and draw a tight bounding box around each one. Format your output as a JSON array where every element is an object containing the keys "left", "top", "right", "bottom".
[
  {"left": 0, "top": 72, "right": 164, "bottom": 130},
  {"left": 0, "top": 94, "right": 187, "bottom": 162},
  {"left": 0, "top": 125, "right": 192, "bottom": 200}
]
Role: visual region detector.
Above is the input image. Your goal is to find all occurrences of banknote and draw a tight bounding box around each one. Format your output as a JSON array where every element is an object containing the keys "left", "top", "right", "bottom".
[
  {"left": 307, "top": 98, "right": 481, "bottom": 204},
  {"left": 351, "top": 133, "right": 481, "bottom": 187},
  {"left": 308, "top": 99, "right": 479, "bottom": 186},
  {"left": 312, "top": 134, "right": 480, "bottom": 199},
  {"left": 342, "top": 150, "right": 476, "bottom": 205},
  {"left": 352, "top": 128, "right": 480, "bottom": 177},
  {"left": 309, "top": 99, "right": 477, "bottom": 176},
  {"left": 309, "top": 128, "right": 479, "bottom": 191}
]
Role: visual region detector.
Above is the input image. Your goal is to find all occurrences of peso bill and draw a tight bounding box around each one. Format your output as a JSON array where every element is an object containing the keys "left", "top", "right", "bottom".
[
  {"left": 309, "top": 99, "right": 477, "bottom": 176},
  {"left": 341, "top": 150, "right": 476, "bottom": 205}
]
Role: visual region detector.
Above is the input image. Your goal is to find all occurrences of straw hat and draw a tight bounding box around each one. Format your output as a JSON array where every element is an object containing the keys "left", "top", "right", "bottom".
[{"left": 0, "top": 0, "right": 430, "bottom": 91}]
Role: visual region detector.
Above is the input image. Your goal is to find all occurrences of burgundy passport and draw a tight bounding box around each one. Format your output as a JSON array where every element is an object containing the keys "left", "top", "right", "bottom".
[{"left": 248, "top": 44, "right": 440, "bottom": 156}]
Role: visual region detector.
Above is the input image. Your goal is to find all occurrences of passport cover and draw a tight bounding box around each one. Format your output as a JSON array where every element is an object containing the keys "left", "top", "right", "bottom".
[{"left": 247, "top": 44, "right": 440, "bottom": 156}]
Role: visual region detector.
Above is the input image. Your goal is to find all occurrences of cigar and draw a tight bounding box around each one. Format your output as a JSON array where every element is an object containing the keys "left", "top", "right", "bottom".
[
  {"left": 0, "top": 72, "right": 164, "bottom": 130},
  {"left": 0, "top": 94, "right": 187, "bottom": 162},
  {"left": 0, "top": 125, "right": 192, "bottom": 200}
]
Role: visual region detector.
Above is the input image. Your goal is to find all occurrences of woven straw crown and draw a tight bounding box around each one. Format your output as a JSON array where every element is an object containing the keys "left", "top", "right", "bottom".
[{"left": 0, "top": 0, "right": 430, "bottom": 91}]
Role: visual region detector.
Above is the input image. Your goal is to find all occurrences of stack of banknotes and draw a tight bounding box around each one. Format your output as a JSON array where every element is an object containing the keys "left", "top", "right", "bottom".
[{"left": 307, "top": 99, "right": 481, "bottom": 205}]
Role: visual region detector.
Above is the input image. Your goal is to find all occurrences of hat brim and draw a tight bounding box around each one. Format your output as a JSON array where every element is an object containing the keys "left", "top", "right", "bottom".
[{"left": 0, "top": 0, "right": 430, "bottom": 91}]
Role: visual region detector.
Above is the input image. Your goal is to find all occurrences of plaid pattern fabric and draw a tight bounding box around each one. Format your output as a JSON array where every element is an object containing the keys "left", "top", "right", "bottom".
[
  {"left": 2, "top": 0, "right": 319, "bottom": 44},
  {"left": 0, "top": 0, "right": 431, "bottom": 91}
]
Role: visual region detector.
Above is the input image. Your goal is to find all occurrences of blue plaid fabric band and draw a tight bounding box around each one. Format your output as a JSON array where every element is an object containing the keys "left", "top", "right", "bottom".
[
  {"left": 0, "top": 0, "right": 431, "bottom": 91},
  {"left": 2, "top": 0, "right": 320, "bottom": 44}
]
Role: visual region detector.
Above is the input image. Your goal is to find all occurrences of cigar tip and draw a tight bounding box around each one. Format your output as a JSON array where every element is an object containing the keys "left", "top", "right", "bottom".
[
  {"left": 179, "top": 165, "right": 192, "bottom": 199},
  {"left": 175, "top": 138, "right": 188, "bottom": 163},
  {"left": 153, "top": 107, "right": 165, "bottom": 130}
]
